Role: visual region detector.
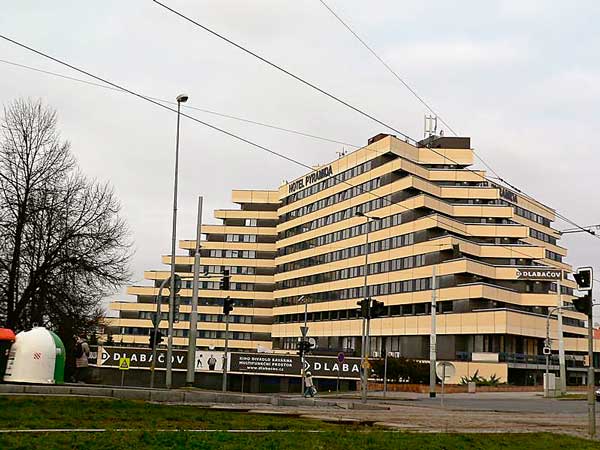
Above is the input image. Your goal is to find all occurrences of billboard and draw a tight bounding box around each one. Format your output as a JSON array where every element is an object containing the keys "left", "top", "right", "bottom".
[
  {"left": 97, "top": 347, "right": 361, "bottom": 379},
  {"left": 229, "top": 353, "right": 361, "bottom": 379}
]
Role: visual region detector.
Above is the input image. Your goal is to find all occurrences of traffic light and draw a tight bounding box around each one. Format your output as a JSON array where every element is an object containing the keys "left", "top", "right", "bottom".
[
  {"left": 297, "top": 339, "right": 311, "bottom": 357},
  {"left": 572, "top": 293, "right": 592, "bottom": 316},
  {"left": 220, "top": 269, "right": 231, "bottom": 291},
  {"left": 370, "top": 299, "right": 386, "bottom": 318},
  {"left": 357, "top": 298, "right": 385, "bottom": 319},
  {"left": 573, "top": 267, "right": 593, "bottom": 291},
  {"left": 357, "top": 298, "right": 370, "bottom": 318},
  {"left": 223, "top": 297, "right": 234, "bottom": 315},
  {"left": 149, "top": 330, "right": 164, "bottom": 349},
  {"left": 173, "top": 296, "right": 181, "bottom": 323}
]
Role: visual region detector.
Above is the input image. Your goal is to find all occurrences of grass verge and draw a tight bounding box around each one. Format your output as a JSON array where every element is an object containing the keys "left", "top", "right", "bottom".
[
  {"left": 0, "top": 431, "right": 597, "bottom": 450},
  {"left": 0, "top": 396, "right": 342, "bottom": 431}
]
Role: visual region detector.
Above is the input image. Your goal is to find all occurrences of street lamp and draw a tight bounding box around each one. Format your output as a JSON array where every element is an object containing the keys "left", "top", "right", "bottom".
[
  {"left": 356, "top": 210, "right": 382, "bottom": 403},
  {"left": 166, "top": 93, "right": 188, "bottom": 389}
]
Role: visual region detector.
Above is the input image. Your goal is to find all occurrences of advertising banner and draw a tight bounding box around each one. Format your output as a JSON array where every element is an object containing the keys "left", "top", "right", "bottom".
[
  {"left": 97, "top": 347, "right": 361, "bottom": 379},
  {"left": 99, "top": 347, "right": 188, "bottom": 370},
  {"left": 229, "top": 353, "right": 361, "bottom": 379},
  {"left": 195, "top": 350, "right": 224, "bottom": 372}
]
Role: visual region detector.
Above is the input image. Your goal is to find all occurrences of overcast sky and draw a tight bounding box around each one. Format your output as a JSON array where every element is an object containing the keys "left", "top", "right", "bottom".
[{"left": 1, "top": 1, "right": 599, "bottom": 313}]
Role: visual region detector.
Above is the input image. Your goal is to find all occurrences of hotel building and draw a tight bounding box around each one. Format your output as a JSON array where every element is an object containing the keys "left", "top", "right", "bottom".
[{"left": 109, "top": 133, "right": 592, "bottom": 385}]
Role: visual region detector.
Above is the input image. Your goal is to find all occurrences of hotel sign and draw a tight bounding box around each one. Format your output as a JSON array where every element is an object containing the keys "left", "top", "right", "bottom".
[
  {"left": 515, "top": 269, "right": 562, "bottom": 280},
  {"left": 491, "top": 182, "right": 517, "bottom": 203},
  {"left": 288, "top": 165, "right": 333, "bottom": 194}
]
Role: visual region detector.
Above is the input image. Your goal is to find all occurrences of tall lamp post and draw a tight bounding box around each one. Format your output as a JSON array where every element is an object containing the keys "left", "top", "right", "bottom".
[
  {"left": 356, "top": 210, "right": 381, "bottom": 404},
  {"left": 166, "top": 93, "right": 188, "bottom": 389}
]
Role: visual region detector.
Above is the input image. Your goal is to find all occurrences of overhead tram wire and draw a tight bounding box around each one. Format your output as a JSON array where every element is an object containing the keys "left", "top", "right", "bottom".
[
  {"left": 317, "top": 1, "right": 598, "bottom": 240},
  {"left": 151, "top": 1, "right": 598, "bottom": 241},
  {"left": 0, "top": 33, "right": 586, "bottom": 266},
  {"left": 317, "top": 1, "right": 522, "bottom": 185},
  {"left": 0, "top": 58, "right": 359, "bottom": 149},
  {"left": 318, "top": 0, "right": 457, "bottom": 137},
  {"left": 318, "top": 0, "right": 506, "bottom": 182},
  {"left": 150, "top": 0, "right": 416, "bottom": 145}
]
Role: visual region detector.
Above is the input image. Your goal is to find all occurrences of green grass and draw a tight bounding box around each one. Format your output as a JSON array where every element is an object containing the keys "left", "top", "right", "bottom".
[
  {"left": 0, "top": 431, "right": 597, "bottom": 450},
  {"left": 0, "top": 396, "right": 342, "bottom": 431},
  {"left": 0, "top": 396, "right": 597, "bottom": 449}
]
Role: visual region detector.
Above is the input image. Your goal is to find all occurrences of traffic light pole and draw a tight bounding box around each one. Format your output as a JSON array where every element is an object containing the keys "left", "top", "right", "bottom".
[
  {"left": 186, "top": 196, "right": 203, "bottom": 387},
  {"left": 222, "top": 305, "right": 230, "bottom": 392},
  {"left": 429, "top": 265, "right": 437, "bottom": 398},
  {"left": 302, "top": 298, "right": 308, "bottom": 395},
  {"left": 150, "top": 277, "right": 169, "bottom": 389},
  {"left": 556, "top": 280, "right": 567, "bottom": 394},
  {"left": 360, "top": 218, "right": 372, "bottom": 404},
  {"left": 587, "top": 307, "right": 596, "bottom": 438}
]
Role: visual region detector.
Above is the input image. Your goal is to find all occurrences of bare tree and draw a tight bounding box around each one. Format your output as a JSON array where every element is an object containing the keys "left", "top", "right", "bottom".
[{"left": 0, "top": 98, "right": 131, "bottom": 334}]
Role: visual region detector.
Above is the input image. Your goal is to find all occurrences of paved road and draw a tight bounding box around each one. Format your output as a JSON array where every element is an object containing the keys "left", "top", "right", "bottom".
[
  {"left": 404, "top": 395, "right": 596, "bottom": 415},
  {"left": 330, "top": 391, "right": 599, "bottom": 415}
]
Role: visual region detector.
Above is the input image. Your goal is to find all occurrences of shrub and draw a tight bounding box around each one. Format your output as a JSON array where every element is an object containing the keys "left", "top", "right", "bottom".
[{"left": 371, "top": 357, "right": 430, "bottom": 384}]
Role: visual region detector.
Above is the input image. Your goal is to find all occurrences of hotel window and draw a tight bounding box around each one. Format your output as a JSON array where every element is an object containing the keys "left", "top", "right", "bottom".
[
  {"left": 242, "top": 234, "right": 257, "bottom": 243},
  {"left": 226, "top": 234, "right": 240, "bottom": 242},
  {"left": 245, "top": 219, "right": 257, "bottom": 226},
  {"left": 209, "top": 249, "right": 222, "bottom": 257}
]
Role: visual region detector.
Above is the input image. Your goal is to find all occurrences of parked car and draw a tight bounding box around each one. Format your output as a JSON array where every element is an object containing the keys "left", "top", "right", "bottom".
[{"left": 595, "top": 388, "right": 600, "bottom": 402}]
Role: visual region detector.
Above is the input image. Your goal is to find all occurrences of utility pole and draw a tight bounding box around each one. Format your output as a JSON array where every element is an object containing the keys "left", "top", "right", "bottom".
[
  {"left": 222, "top": 309, "right": 230, "bottom": 392},
  {"left": 556, "top": 279, "right": 567, "bottom": 394},
  {"left": 572, "top": 267, "right": 595, "bottom": 438},
  {"left": 150, "top": 278, "right": 169, "bottom": 389},
  {"left": 186, "top": 196, "right": 203, "bottom": 386},
  {"left": 383, "top": 338, "right": 389, "bottom": 398},
  {"left": 297, "top": 295, "right": 308, "bottom": 394},
  {"left": 429, "top": 265, "right": 437, "bottom": 398},
  {"left": 361, "top": 218, "right": 371, "bottom": 404},
  {"left": 587, "top": 305, "right": 596, "bottom": 438},
  {"left": 221, "top": 292, "right": 233, "bottom": 392}
]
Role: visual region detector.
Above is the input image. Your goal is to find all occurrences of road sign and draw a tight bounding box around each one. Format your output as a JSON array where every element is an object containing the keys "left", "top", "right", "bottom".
[
  {"left": 515, "top": 269, "right": 562, "bottom": 280},
  {"left": 543, "top": 346, "right": 551, "bottom": 355},
  {"left": 435, "top": 361, "right": 455, "bottom": 382},
  {"left": 337, "top": 352, "right": 345, "bottom": 364},
  {"left": 119, "top": 357, "right": 131, "bottom": 371},
  {"left": 300, "top": 326, "right": 309, "bottom": 337}
]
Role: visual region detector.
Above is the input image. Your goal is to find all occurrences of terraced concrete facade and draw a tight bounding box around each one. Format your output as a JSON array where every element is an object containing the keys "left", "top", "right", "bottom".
[{"left": 110, "top": 134, "right": 591, "bottom": 384}]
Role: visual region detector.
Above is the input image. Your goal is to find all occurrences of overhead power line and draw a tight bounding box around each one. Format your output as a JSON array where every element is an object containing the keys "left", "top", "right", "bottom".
[
  {"left": 314, "top": 0, "right": 597, "bottom": 240},
  {"left": 560, "top": 224, "right": 600, "bottom": 235},
  {"left": 151, "top": 0, "right": 417, "bottom": 145},
  {"left": 318, "top": 0, "right": 458, "bottom": 137},
  {"left": 0, "top": 58, "right": 359, "bottom": 149},
  {"left": 0, "top": 32, "right": 568, "bottom": 267},
  {"left": 319, "top": 0, "right": 510, "bottom": 187}
]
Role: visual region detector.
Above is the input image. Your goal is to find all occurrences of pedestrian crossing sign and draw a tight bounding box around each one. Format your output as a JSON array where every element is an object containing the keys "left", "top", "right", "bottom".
[{"left": 119, "top": 357, "right": 130, "bottom": 370}]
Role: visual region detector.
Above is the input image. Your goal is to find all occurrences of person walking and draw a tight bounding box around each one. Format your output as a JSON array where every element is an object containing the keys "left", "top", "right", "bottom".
[
  {"left": 304, "top": 371, "right": 316, "bottom": 397},
  {"left": 73, "top": 335, "right": 90, "bottom": 383}
]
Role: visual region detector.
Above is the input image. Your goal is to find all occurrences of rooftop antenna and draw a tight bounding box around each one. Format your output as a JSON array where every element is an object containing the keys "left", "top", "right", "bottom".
[
  {"left": 424, "top": 114, "right": 438, "bottom": 138},
  {"left": 336, "top": 147, "right": 347, "bottom": 159}
]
